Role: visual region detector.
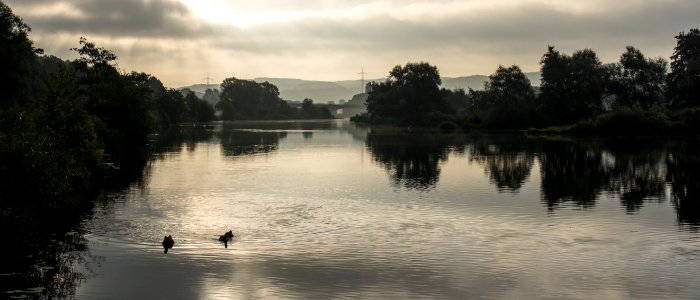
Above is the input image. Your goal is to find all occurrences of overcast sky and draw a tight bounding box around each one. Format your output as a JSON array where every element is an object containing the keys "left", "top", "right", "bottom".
[{"left": 5, "top": 0, "right": 699, "bottom": 87}]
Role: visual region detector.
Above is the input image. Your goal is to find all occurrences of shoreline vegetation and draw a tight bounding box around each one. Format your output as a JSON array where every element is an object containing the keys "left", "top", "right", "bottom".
[{"left": 351, "top": 30, "right": 700, "bottom": 136}]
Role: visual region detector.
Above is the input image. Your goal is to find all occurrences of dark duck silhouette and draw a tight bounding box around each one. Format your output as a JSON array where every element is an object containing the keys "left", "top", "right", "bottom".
[
  {"left": 162, "top": 235, "right": 175, "bottom": 253},
  {"left": 218, "top": 230, "right": 234, "bottom": 248}
]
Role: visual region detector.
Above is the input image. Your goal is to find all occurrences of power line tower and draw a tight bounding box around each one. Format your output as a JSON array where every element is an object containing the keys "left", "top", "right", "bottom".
[
  {"left": 203, "top": 73, "right": 213, "bottom": 90},
  {"left": 358, "top": 67, "right": 367, "bottom": 93}
]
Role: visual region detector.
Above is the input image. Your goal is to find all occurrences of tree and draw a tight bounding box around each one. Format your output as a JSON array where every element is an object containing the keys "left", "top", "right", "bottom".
[
  {"left": 608, "top": 46, "right": 667, "bottom": 109},
  {"left": 217, "top": 77, "right": 295, "bottom": 120},
  {"left": 668, "top": 28, "right": 700, "bottom": 108},
  {"left": 0, "top": 1, "right": 43, "bottom": 106},
  {"left": 69, "top": 38, "right": 152, "bottom": 168},
  {"left": 482, "top": 65, "right": 535, "bottom": 107},
  {"left": 218, "top": 77, "right": 261, "bottom": 120},
  {"left": 538, "top": 46, "right": 606, "bottom": 125},
  {"left": 298, "top": 98, "right": 333, "bottom": 119},
  {"left": 302, "top": 98, "right": 314, "bottom": 112},
  {"left": 441, "top": 88, "right": 470, "bottom": 113},
  {"left": 203, "top": 88, "right": 220, "bottom": 106},
  {"left": 156, "top": 88, "right": 186, "bottom": 125},
  {"left": 183, "top": 90, "right": 215, "bottom": 122},
  {"left": 365, "top": 80, "right": 400, "bottom": 122},
  {"left": 365, "top": 62, "right": 448, "bottom": 124},
  {"left": 70, "top": 37, "right": 117, "bottom": 69},
  {"left": 469, "top": 65, "right": 535, "bottom": 128}
]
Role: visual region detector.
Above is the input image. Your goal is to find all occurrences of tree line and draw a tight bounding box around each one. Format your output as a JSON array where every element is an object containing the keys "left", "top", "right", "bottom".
[
  {"left": 216, "top": 77, "right": 333, "bottom": 120},
  {"left": 356, "top": 28, "right": 700, "bottom": 133}
]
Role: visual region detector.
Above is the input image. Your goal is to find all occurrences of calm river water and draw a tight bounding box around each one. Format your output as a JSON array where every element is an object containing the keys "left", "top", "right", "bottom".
[{"left": 63, "top": 120, "right": 700, "bottom": 299}]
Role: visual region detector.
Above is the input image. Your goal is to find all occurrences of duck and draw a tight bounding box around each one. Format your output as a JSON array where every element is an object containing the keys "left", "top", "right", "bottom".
[
  {"left": 162, "top": 235, "right": 175, "bottom": 253},
  {"left": 218, "top": 230, "right": 234, "bottom": 248}
]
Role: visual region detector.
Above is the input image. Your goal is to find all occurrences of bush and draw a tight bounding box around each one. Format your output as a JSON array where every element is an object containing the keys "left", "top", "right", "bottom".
[
  {"left": 670, "top": 108, "right": 700, "bottom": 133},
  {"left": 570, "top": 109, "right": 672, "bottom": 135}
]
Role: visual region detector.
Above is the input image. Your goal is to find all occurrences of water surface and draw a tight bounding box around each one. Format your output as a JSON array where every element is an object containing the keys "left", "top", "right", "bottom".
[{"left": 69, "top": 120, "right": 700, "bottom": 299}]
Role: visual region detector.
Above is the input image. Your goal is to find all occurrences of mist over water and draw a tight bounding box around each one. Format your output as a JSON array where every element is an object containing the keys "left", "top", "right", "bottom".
[{"left": 66, "top": 120, "right": 700, "bottom": 299}]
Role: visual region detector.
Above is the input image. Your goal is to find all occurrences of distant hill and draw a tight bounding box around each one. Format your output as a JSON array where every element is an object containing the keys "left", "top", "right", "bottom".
[
  {"left": 178, "top": 72, "right": 541, "bottom": 104},
  {"left": 441, "top": 72, "right": 541, "bottom": 91}
]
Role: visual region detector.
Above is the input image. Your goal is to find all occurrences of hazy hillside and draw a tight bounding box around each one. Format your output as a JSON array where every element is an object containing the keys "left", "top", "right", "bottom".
[
  {"left": 179, "top": 83, "right": 218, "bottom": 99},
  {"left": 441, "top": 72, "right": 541, "bottom": 91},
  {"left": 256, "top": 78, "right": 354, "bottom": 103},
  {"left": 179, "top": 72, "right": 541, "bottom": 104}
]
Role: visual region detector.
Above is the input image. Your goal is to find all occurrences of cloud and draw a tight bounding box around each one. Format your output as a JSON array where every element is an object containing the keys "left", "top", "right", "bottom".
[
  {"left": 6, "top": 0, "right": 210, "bottom": 38},
  {"left": 4, "top": 0, "right": 699, "bottom": 87}
]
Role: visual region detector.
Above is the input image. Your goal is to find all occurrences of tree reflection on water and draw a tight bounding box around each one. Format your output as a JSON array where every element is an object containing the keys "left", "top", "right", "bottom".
[
  {"left": 0, "top": 206, "right": 99, "bottom": 299},
  {"left": 5, "top": 124, "right": 697, "bottom": 299},
  {"left": 364, "top": 130, "right": 699, "bottom": 229},
  {"left": 667, "top": 148, "right": 700, "bottom": 228},
  {"left": 535, "top": 137, "right": 699, "bottom": 229},
  {"left": 466, "top": 136, "right": 536, "bottom": 193},
  {"left": 365, "top": 131, "right": 450, "bottom": 191},
  {"left": 218, "top": 128, "right": 286, "bottom": 157}
]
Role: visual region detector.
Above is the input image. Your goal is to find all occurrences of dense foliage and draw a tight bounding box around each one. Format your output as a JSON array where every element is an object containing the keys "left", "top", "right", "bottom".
[
  {"left": 0, "top": 2, "right": 217, "bottom": 217},
  {"left": 361, "top": 29, "right": 700, "bottom": 133},
  {"left": 468, "top": 65, "right": 536, "bottom": 129},
  {"left": 365, "top": 62, "right": 451, "bottom": 125},
  {"left": 667, "top": 28, "right": 700, "bottom": 108},
  {"left": 217, "top": 77, "right": 333, "bottom": 120}
]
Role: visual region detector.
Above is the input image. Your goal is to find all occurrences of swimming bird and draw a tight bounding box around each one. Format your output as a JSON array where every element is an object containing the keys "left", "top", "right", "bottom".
[
  {"left": 162, "top": 235, "right": 175, "bottom": 253},
  {"left": 218, "top": 230, "right": 234, "bottom": 248}
]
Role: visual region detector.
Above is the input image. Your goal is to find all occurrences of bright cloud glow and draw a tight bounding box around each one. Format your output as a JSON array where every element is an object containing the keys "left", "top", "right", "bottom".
[{"left": 4, "top": 0, "right": 699, "bottom": 87}]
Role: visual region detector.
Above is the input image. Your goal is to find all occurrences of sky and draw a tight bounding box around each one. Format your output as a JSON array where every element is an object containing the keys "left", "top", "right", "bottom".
[{"left": 5, "top": 0, "right": 699, "bottom": 87}]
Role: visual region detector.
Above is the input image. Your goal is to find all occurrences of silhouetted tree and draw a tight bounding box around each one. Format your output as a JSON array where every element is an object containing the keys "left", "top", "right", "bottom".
[
  {"left": 298, "top": 98, "right": 333, "bottom": 119},
  {"left": 0, "top": 1, "right": 43, "bottom": 106},
  {"left": 538, "top": 47, "right": 606, "bottom": 125},
  {"left": 218, "top": 77, "right": 296, "bottom": 120},
  {"left": 441, "top": 88, "right": 470, "bottom": 113},
  {"left": 70, "top": 37, "right": 151, "bottom": 170},
  {"left": 469, "top": 65, "right": 535, "bottom": 128},
  {"left": 203, "top": 88, "right": 220, "bottom": 106},
  {"left": 156, "top": 88, "right": 186, "bottom": 126},
  {"left": 667, "top": 28, "right": 700, "bottom": 108},
  {"left": 302, "top": 98, "right": 313, "bottom": 111},
  {"left": 218, "top": 77, "right": 260, "bottom": 120},
  {"left": 607, "top": 46, "right": 667, "bottom": 109},
  {"left": 366, "top": 62, "right": 449, "bottom": 125},
  {"left": 181, "top": 90, "right": 215, "bottom": 122}
]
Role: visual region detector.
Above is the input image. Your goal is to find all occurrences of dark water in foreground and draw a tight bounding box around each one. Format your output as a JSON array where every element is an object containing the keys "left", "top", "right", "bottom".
[{"left": 4, "top": 120, "right": 700, "bottom": 299}]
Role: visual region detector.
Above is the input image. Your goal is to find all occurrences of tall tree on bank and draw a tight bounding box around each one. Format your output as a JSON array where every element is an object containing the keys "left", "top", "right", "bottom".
[
  {"left": 469, "top": 65, "right": 536, "bottom": 128},
  {"left": 0, "top": 1, "right": 42, "bottom": 106},
  {"left": 70, "top": 37, "right": 152, "bottom": 168},
  {"left": 539, "top": 46, "right": 606, "bottom": 125},
  {"left": 607, "top": 46, "right": 668, "bottom": 110},
  {"left": 366, "top": 62, "right": 449, "bottom": 124},
  {"left": 668, "top": 28, "right": 700, "bottom": 108}
]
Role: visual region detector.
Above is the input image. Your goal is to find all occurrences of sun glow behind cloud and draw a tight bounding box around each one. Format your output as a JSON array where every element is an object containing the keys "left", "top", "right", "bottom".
[
  {"left": 4, "top": 0, "right": 698, "bottom": 87},
  {"left": 179, "top": 0, "right": 370, "bottom": 28},
  {"left": 179, "top": 0, "right": 513, "bottom": 28}
]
